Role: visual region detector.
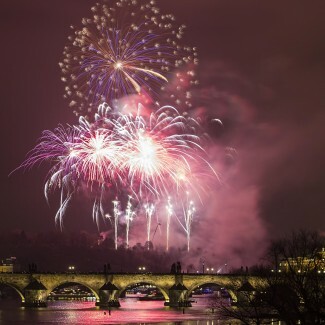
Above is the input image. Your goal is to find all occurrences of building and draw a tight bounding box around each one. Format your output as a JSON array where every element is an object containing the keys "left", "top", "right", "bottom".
[
  {"left": 279, "top": 248, "right": 325, "bottom": 273},
  {"left": 0, "top": 257, "right": 18, "bottom": 273}
]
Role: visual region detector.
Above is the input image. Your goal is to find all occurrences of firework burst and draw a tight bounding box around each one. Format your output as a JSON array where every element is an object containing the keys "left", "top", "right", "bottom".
[
  {"left": 60, "top": 0, "right": 198, "bottom": 115},
  {"left": 21, "top": 104, "right": 215, "bottom": 236}
]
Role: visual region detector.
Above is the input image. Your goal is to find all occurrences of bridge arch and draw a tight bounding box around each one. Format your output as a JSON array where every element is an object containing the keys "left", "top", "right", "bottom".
[
  {"left": 0, "top": 283, "right": 25, "bottom": 303},
  {"left": 46, "top": 281, "right": 100, "bottom": 302},
  {"left": 117, "top": 281, "right": 169, "bottom": 302},
  {"left": 187, "top": 281, "right": 238, "bottom": 303}
]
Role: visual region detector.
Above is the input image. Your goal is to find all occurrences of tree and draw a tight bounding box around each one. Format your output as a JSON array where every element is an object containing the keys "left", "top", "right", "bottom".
[
  {"left": 266, "top": 230, "right": 325, "bottom": 324},
  {"left": 209, "top": 275, "right": 280, "bottom": 325},
  {"left": 210, "top": 230, "right": 325, "bottom": 325}
]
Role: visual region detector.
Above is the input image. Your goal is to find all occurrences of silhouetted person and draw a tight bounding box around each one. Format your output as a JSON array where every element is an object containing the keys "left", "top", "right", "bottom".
[
  {"left": 176, "top": 261, "right": 181, "bottom": 274},
  {"left": 240, "top": 266, "right": 244, "bottom": 274},
  {"left": 30, "top": 263, "right": 37, "bottom": 273},
  {"left": 245, "top": 266, "right": 249, "bottom": 274},
  {"left": 171, "top": 263, "right": 176, "bottom": 274}
]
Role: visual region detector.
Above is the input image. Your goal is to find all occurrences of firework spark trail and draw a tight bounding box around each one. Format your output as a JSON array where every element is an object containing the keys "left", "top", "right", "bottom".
[
  {"left": 60, "top": 0, "right": 198, "bottom": 115},
  {"left": 125, "top": 195, "right": 135, "bottom": 247},
  {"left": 55, "top": 188, "right": 73, "bottom": 231},
  {"left": 17, "top": 125, "right": 82, "bottom": 230},
  {"left": 19, "top": 126, "right": 80, "bottom": 176},
  {"left": 112, "top": 199, "right": 121, "bottom": 250},
  {"left": 92, "top": 186, "right": 106, "bottom": 228},
  {"left": 184, "top": 194, "right": 195, "bottom": 252},
  {"left": 144, "top": 202, "right": 155, "bottom": 249},
  {"left": 166, "top": 197, "right": 173, "bottom": 251},
  {"left": 176, "top": 192, "right": 195, "bottom": 251}
]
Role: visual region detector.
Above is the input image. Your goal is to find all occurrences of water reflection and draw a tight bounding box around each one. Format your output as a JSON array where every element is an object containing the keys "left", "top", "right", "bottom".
[
  {"left": 0, "top": 298, "right": 216, "bottom": 324},
  {"left": 0, "top": 298, "right": 284, "bottom": 324}
]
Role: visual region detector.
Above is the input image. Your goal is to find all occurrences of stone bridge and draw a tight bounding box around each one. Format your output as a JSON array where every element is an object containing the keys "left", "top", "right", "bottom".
[{"left": 0, "top": 272, "right": 266, "bottom": 308}]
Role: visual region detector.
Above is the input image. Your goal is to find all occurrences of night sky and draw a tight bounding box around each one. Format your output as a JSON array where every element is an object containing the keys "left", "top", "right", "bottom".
[{"left": 1, "top": 0, "right": 325, "bottom": 266}]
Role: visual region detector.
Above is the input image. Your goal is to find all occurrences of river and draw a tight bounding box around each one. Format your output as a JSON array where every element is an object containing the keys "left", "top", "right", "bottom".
[{"left": 0, "top": 297, "right": 238, "bottom": 325}]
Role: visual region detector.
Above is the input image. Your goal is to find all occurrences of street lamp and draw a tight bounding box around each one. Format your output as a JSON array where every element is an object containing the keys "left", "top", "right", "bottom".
[{"left": 138, "top": 266, "right": 146, "bottom": 272}]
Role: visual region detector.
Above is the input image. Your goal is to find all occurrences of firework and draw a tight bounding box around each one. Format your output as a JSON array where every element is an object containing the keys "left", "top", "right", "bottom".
[
  {"left": 92, "top": 188, "right": 105, "bottom": 228},
  {"left": 17, "top": 0, "right": 222, "bottom": 252},
  {"left": 144, "top": 202, "right": 155, "bottom": 249},
  {"left": 125, "top": 195, "right": 135, "bottom": 247},
  {"left": 60, "top": 0, "right": 198, "bottom": 115},
  {"left": 166, "top": 197, "right": 173, "bottom": 251},
  {"left": 112, "top": 199, "right": 121, "bottom": 249},
  {"left": 176, "top": 192, "right": 195, "bottom": 251},
  {"left": 18, "top": 125, "right": 80, "bottom": 229},
  {"left": 117, "top": 104, "right": 213, "bottom": 199},
  {"left": 21, "top": 103, "right": 216, "bottom": 248}
]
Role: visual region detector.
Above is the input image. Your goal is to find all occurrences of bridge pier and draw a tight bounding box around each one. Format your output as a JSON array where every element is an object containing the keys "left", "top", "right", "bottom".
[
  {"left": 96, "top": 282, "right": 120, "bottom": 308},
  {"left": 165, "top": 283, "right": 191, "bottom": 307},
  {"left": 235, "top": 281, "right": 256, "bottom": 305},
  {"left": 23, "top": 279, "right": 47, "bottom": 308}
]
